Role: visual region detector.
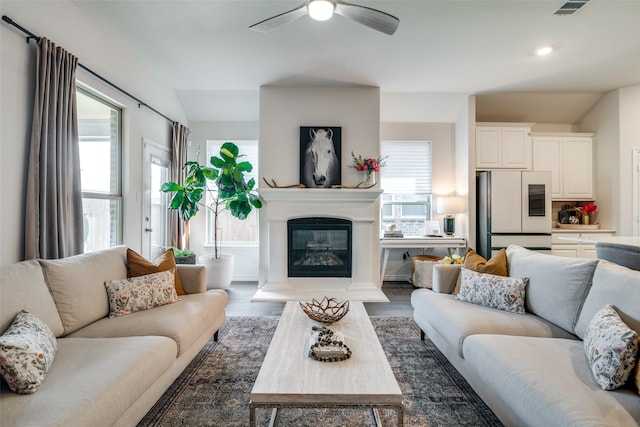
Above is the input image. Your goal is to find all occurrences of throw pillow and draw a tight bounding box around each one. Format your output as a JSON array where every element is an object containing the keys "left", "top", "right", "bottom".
[
  {"left": 464, "top": 248, "right": 508, "bottom": 277},
  {"left": 127, "top": 248, "right": 185, "bottom": 295},
  {"left": 104, "top": 270, "right": 179, "bottom": 318},
  {"left": 455, "top": 268, "right": 527, "bottom": 314},
  {"left": 583, "top": 304, "right": 639, "bottom": 390},
  {"left": 0, "top": 310, "right": 58, "bottom": 394}
]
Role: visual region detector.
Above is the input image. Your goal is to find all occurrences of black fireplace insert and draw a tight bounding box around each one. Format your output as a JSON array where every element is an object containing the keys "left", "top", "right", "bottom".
[{"left": 287, "top": 217, "right": 352, "bottom": 278}]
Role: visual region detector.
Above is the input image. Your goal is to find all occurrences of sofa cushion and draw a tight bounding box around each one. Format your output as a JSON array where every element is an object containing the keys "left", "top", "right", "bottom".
[
  {"left": 411, "top": 289, "right": 576, "bottom": 359},
  {"left": 455, "top": 268, "right": 527, "bottom": 314},
  {"left": 584, "top": 305, "right": 639, "bottom": 390},
  {"left": 0, "top": 336, "right": 176, "bottom": 427},
  {"left": 67, "top": 291, "right": 228, "bottom": 357},
  {"left": 464, "top": 248, "right": 508, "bottom": 276},
  {"left": 507, "top": 245, "right": 598, "bottom": 334},
  {"left": 0, "top": 311, "right": 58, "bottom": 394},
  {"left": 104, "top": 270, "right": 179, "bottom": 318},
  {"left": 39, "top": 246, "right": 128, "bottom": 335},
  {"left": 127, "top": 248, "right": 185, "bottom": 295},
  {"left": 575, "top": 260, "right": 640, "bottom": 340},
  {"left": 1, "top": 260, "right": 64, "bottom": 337},
  {"left": 463, "top": 334, "right": 640, "bottom": 426}
]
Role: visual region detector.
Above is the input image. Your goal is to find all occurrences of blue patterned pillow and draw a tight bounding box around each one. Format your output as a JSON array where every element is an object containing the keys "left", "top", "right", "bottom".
[
  {"left": 584, "top": 304, "right": 639, "bottom": 390},
  {"left": 0, "top": 310, "right": 58, "bottom": 394},
  {"left": 455, "top": 268, "right": 528, "bottom": 314}
]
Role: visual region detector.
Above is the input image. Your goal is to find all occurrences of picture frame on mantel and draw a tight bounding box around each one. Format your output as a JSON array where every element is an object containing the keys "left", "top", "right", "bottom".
[{"left": 300, "top": 126, "right": 341, "bottom": 188}]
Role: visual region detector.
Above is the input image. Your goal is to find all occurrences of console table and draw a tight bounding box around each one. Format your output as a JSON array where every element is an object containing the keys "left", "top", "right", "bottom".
[{"left": 380, "top": 237, "right": 467, "bottom": 283}]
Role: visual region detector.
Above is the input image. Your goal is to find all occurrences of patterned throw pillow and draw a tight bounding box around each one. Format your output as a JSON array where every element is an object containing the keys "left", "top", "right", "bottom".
[
  {"left": 584, "top": 304, "right": 639, "bottom": 390},
  {"left": 455, "top": 268, "right": 527, "bottom": 314},
  {"left": 104, "top": 270, "right": 179, "bottom": 318},
  {"left": 127, "top": 248, "right": 185, "bottom": 295},
  {"left": 0, "top": 310, "right": 58, "bottom": 394}
]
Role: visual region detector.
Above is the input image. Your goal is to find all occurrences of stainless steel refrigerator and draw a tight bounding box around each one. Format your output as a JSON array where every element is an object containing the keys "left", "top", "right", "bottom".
[{"left": 476, "top": 170, "right": 552, "bottom": 259}]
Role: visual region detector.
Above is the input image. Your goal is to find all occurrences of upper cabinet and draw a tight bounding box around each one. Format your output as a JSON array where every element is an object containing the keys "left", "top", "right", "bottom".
[
  {"left": 475, "top": 123, "right": 534, "bottom": 170},
  {"left": 532, "top": 133, "right": 594, "bottom": 200}
]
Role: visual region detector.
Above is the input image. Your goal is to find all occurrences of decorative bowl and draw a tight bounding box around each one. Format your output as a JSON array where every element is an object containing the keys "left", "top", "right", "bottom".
[{"left": 300, "top": 297, "right": 350, "bottom": 323}]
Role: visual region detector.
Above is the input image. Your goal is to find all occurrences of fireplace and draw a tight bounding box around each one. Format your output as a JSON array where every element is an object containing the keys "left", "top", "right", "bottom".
[
  {"left": 254, "top": 188, "right": 387, "bottom": 302},
  {"left": 288, "top": 217, "right": 352, "bottom": 278}
]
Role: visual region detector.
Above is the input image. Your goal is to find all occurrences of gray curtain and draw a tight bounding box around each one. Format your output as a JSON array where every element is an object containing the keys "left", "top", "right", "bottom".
[
  {"left": 169, "top": 122, "right": 189, "bottom": 248},
  {"left": 24, "top": 38, "right": 84, "bottom": 260}
]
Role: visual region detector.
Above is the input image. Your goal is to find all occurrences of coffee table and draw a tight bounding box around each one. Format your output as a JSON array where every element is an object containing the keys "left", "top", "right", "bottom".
[{"left": 249, "top": 301, "right": 403, "bottom": 426}]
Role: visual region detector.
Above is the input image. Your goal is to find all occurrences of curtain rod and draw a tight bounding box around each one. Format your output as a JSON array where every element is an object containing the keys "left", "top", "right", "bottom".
[{"left": 2, "top": 15, "right": 176, "bottom": 125}]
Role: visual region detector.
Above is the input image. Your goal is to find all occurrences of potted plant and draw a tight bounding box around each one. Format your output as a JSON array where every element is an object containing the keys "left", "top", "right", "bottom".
[
  {"left": 160, "top": 142, "right": 262, "bottom": 288},
  {"left": 171, "top": 247, "right": 196, "bottom": 265}
]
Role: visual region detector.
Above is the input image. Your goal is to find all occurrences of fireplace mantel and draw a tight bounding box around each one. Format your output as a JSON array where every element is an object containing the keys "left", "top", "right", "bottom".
[
  {"left": 254, "top": 186, "right": 388, "bottom": 302},
  {"left": 258, "top": 187, "right": 382, "bottom": 203}
]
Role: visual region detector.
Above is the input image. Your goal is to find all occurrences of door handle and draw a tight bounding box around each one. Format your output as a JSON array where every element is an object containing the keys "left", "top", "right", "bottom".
[{"left": 144, "top": 228, "right": 153, "bottom": 232}]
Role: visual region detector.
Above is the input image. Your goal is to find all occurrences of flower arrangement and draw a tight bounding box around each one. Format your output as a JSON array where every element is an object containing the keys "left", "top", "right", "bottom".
[
  {"left": 578, "top": 202, "right": 597, "bottom": 216},
  {"left": 350, "top": 151, "right": 387, "bottom": 172},
  {"left": 441, "top": 254, "right": 464, "bottom": 265}
]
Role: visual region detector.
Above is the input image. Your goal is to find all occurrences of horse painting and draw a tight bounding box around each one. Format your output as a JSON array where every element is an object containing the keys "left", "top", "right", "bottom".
[{"left": 300, "top": 127, "right": 341, "bottom": 188}]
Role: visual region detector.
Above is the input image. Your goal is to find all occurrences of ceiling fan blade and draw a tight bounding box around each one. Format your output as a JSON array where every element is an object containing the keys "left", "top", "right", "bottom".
[
  {"left": 249, "top": 2, "right": 308, "bottom": 33},
  {"left": 334, "top": 1, "right": 399, "bottom": 35}
]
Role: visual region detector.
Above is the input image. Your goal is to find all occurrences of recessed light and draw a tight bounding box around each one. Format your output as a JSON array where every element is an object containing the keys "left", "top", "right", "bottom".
[{"left": 536, "top": 46, "right": 554, "bottom": 56}]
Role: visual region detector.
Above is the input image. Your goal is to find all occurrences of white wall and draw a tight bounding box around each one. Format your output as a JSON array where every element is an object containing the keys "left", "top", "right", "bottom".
[
  {"left": 580, "top": 84, "right": 640, "bottom": 235},
  {"left": 0, "top": 0, "right": 186, "bottom": 266}
]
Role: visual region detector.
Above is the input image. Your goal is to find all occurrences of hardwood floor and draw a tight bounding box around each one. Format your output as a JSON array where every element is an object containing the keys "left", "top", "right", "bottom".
[{"left": 225, "top": 281, "right": 415, "bottom": 317}]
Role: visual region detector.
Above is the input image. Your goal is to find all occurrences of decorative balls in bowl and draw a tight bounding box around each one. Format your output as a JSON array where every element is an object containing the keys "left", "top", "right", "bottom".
[{"left": 300, "top": 297, "right": 350, "bottom": 323}]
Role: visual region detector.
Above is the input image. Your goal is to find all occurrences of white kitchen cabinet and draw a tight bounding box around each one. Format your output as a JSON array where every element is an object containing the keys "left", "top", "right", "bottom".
[
  {"left": 476, "top": 123, "right": 533, "bottom": 170},
  {"left": 551, "top": 231, "right": 614, "bottom": 259},
  {"left": 532, "top": 133, "right": 594, "bottom": 200}
]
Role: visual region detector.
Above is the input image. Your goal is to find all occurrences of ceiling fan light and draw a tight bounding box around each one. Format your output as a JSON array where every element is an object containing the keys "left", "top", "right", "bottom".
[{"left": 308, "top": 0, "right": 335, "bottom": 21}]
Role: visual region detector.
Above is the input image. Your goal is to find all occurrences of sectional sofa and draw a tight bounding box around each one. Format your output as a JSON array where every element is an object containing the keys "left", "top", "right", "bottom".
[
  {"left": 0, "top": 246, "right": 228, "bottom": 427},
  {"left": 412, "top": 245, "right": 640, "bottom": 427}
]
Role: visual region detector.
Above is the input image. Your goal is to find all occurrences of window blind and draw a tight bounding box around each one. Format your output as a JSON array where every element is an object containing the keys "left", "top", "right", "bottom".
[{"left": 381, "top": 141, "right": 432, "bottom": 194}]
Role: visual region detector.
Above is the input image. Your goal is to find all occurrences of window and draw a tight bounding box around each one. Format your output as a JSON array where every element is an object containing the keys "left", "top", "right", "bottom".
[
  {"left": 205, "top": 140, "right": 259, "bottom": 246},
  {"left": 77, "top": 87, "right": 122, "bottom": 252},
  {"left": 380, "top": 141, "right": 432, "bottom": 237}
]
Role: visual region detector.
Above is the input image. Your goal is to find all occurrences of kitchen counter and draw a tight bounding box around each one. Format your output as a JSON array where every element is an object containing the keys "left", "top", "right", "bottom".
[{"left": 552, "top": 228, "right": 616, "bottom": 234}]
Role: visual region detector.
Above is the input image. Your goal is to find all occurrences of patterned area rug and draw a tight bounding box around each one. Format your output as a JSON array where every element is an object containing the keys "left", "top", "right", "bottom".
[{"left": 138, "top": 317, "right": 502, "bottom": 427}]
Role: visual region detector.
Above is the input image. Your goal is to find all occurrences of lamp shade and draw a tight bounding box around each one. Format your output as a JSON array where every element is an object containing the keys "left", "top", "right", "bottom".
[{"left": 437, "top": 196, "right": 463, "bottom": 215}]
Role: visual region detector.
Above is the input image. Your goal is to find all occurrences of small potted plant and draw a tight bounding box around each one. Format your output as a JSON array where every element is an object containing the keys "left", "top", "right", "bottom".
[
  {"left": 578, "top": 202, "right": 597, "bottom": 225},
  {"left": 161, "top": 142, "right": 262, "bottom": 288}
]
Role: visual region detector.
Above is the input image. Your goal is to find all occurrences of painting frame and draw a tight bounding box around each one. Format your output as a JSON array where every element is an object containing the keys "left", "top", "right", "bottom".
[{"left": 299, "top": 126, "right": 342, "bottom": 188}]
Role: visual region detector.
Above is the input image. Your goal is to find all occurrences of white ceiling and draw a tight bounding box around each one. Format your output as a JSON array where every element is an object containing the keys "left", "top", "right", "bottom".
[{"left": 72, "top": 0, "right": 640, "bottom": 123}]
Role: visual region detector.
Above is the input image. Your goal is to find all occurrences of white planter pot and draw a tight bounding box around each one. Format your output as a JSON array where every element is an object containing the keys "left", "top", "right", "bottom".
[{"left": 199, "top": 253, "right": 234, "bottom": 290}]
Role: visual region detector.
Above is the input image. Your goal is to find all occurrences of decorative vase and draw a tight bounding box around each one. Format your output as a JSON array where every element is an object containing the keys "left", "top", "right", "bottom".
[
  {"left": 363, "top": 170, "right": 377, "bottom": 186},
  {"left": 199, "top": 253, "right": 234, "bottom": 290},
  {"left": 582, "top": 214, "right": 590, "bottom": 225}
]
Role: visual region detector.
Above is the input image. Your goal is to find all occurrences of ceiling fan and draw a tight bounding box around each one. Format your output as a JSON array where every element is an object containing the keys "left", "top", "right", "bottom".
[{"left": 249, "top": 0, "right": 399, "bottom": 35}]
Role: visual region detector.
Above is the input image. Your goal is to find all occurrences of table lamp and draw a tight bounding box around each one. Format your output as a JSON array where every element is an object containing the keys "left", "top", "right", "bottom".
[{"left": 437, "top": 196, "right": 462, "bottom": 237}]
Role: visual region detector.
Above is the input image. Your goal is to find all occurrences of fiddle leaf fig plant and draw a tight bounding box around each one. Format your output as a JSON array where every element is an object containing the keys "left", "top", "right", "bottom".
[{"left": 160, "top": 142, "right": 262, "bottom": 259}]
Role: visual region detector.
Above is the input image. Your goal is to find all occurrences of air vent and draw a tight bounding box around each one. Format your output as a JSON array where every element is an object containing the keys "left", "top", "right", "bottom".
[{"left": 554, "top": 0, "right": 591, "bottom": 15}]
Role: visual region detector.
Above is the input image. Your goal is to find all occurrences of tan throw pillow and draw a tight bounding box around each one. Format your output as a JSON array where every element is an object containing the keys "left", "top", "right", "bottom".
[
  {"left": 464, "top": 248, "right": 508, "bottom": 277},
  {"left": 104, "top": 270, "right": 179, "bottom": 318},
  {"left": 127, "top": 248, "right": 185, "bottom": 295}
]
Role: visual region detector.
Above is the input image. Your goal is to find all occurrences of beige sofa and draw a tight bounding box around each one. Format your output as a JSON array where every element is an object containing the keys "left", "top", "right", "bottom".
[
  {"left": 0, "top": 246, "right": 228, "bottom": 427},
  {"left": 412, "top": 245, "right": 640, "bottom": 427}
]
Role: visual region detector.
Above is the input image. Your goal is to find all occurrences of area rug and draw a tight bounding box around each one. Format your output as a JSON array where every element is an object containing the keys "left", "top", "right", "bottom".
[{"left": 138, "top": 317, "right": 502, "bottom": 426}]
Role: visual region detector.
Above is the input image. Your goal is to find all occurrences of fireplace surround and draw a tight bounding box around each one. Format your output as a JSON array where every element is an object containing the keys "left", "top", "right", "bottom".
[{"left": 254, "top": 188, "right": 387, "bottom": 302}]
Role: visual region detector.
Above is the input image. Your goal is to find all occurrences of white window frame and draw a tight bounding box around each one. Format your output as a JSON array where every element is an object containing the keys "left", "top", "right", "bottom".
[
  {"left": 380, "top": 141, "right": 433, "bottom": 237},
  {"left": 77, "top": 86, "right": 123, "bottom": 251}
]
